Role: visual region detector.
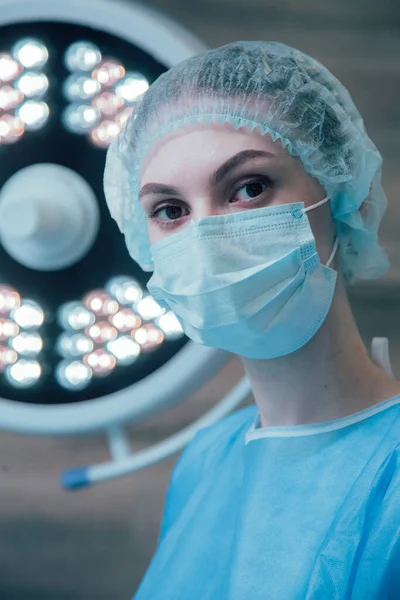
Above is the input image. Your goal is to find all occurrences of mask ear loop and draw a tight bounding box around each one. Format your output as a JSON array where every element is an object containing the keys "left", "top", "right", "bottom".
[
  {"left": 300, "top": 196, "right": 338, "bottom": 268},
  {"left": 302, "top": 196, "right": 330, "bottom": 214},
  {"left": 292, "top": 196, "right": 330, "bottom": 220},
  {"left": 326, "top": 238, "right": 339, "bottom": 268}
]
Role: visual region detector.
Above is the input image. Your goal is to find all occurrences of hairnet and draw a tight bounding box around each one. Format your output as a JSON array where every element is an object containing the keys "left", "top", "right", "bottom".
[{"left": 103, "top": 40, "right": 389, "bottom": 282}]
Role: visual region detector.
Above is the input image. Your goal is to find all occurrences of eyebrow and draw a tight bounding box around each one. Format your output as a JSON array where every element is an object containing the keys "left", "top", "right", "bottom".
[{"left": 139, "top": 149, "right": 276, "bottom": 200}]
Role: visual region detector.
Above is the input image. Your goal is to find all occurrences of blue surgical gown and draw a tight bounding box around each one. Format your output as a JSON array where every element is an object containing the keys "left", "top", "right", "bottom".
[{"left": 133, "top": 396, "right": 400, "bottom": 599}]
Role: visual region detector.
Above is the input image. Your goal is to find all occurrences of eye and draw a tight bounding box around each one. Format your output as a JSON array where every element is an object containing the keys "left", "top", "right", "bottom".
[
  {"left": 231, "top": 178, "right": 271, "bottom": 203},
  {"left": 149, "top": 203, "right": 190, "bottom": 223}
]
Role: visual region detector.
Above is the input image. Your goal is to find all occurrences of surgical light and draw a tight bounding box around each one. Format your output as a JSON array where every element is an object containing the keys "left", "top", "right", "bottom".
[
  {"left": 0, "top": 318, "right": 19, "bottom": 339},
  {"left": 134, "top": 324, "right": 164, "bottom": 350},
  {"left": 56, "top": 360, "right": 93, "bottom": 391},
  {"left": 105, "top": 277, "right": 143, "bottom": 305},
  {"left": 83, "top": 348, "right": 116, "bottom": 376},
  {"left": 0, "top": 38, "right": 49, "bottom": 146},
  {"left": 156, "top": 312, "right": 184, "bottom": 340},
  {"left": 111, "top": 308, "right": 141, "bottom": 332},
  {"left": 55, "top": 279, "right": 178, "bottom": 390},
  {"left": 86, "top": 321, "right": 118, "bottom": 344},
  {"left": 62, "top": 104, "right": 101, "bottom": 133},
  {"left": 0, "top": 286, "right": 21, "bottom": 313},
  {"left": 63, "top": 74, "right": 101, "bottom": 102},
  {"left": 92, "top": 91, "right": 124, "bottom": 116},
  {"left": 12, "top": 300, "right": 44, "bottom": 329},
  {"left": 115, "top": 73, "right": 149, "bottom": 103},
  {"left": 0, "top": 346, "right": 18, "bottom": 370},
  {"left": 6, "top": 359, "right": 41, "bottom": 388},
  {"left": 58, "top": 302, "right": 96, "bottom": 331},
  {"left": 64, "top": 41, "right": 102, "bottom": 72},
  {"left": 136, "top": 296, "right": 165, "bottom": 320},
  {"left": 0, "top": 0, "right": 238, "bottom": 492},
  {"left": 0, "top": 85, "right": 24, "bottom": 110},
  {"left": 92, "top": 59, "right": 125, "bottom": 87},
  {"left": 62, "top": 42, "right": 149, "bottom": 149},
  {"left": 57, "top": 333, "right": 94, "bottom": 358},
  {"left": 16, "top": 72, "right": 49, "bottom": 98},
  {"left": 83, "top": 290, "right": 119, "bottom": 317},
  {"left": 12, "top": 38, "right": 48, "bottom": 69},
  {"left": 17, "top": 100, "right": 49, "bottom": 130},
  {"left": 107, "top": 336, "right": 141, "bottom": 366},
  {"left": 0, "top": 53, "right": 22, "bottom": 82},
  {"left": 89, "top": 120, "right": 120, "bottom": 148},
  {"left": 0, "top": 287, "right": 44, "bottom": 387},
  {"left": 10, "top": 332, "right": 43, "bottom": 356},
  {"left": 0, "top": 114, "right": 24, "bottom": 144}
]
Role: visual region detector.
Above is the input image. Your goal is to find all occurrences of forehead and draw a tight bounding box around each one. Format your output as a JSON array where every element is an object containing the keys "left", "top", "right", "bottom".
[{"left": 140, "top": 122, "right": 289, "bottom": 183}]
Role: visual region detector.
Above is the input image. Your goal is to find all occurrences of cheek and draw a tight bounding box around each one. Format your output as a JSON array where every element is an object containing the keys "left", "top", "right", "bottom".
[
  {"left": 147, "top": 220, "right": 164, "bottom": 245},
  {"left": 292, "top": 169, "right": 336, "bottom": 264}
]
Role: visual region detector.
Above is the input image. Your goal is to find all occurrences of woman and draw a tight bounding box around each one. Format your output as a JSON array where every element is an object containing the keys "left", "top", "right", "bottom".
[{"left": 104, "top": 42, "right": 400, "bottom": 599}]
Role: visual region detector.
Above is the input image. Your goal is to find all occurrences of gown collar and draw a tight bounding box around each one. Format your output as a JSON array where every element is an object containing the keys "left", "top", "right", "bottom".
[{"left": 245, "top": 394, "right": 400, "bottom": 443}]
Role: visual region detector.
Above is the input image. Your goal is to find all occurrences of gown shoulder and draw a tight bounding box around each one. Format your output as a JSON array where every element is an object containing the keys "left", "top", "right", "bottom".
[{"left": 157, "top": 404, "right": 257, "bottom": 545}]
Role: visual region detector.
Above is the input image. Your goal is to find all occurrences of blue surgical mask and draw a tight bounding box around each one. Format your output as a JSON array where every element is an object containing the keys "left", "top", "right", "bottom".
[{"left": 147, "top": 198, "right": 338, "bottom": 359}]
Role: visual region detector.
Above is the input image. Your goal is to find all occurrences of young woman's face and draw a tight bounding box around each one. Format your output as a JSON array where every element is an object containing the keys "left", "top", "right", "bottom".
[{"left": 139, "top": 123, "right": 335, "bottom": 263}]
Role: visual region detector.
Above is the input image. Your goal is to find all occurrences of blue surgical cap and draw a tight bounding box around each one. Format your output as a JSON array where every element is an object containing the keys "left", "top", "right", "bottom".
[{"left": 103, "top": 41, "right": 389, "bottom": 282}]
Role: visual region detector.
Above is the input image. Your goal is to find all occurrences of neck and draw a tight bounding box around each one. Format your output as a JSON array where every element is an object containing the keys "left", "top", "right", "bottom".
[{"left": 241, "top": 277, "right": 400, "bottom": 428}]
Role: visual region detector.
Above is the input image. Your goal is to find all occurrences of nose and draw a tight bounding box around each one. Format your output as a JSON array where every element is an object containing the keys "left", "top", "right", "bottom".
[{"left": 190, "top": 197, "right": 221, "bottom": 221}]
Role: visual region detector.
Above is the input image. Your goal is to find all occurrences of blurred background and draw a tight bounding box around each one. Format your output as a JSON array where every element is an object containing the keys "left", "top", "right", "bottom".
[{"left": 0, "top": 0, "right": 399, "bottom": 598}]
